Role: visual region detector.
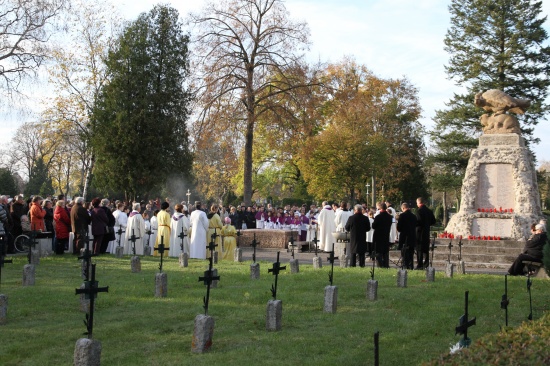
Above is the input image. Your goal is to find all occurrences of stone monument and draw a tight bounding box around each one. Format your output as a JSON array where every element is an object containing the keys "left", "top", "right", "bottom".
[{"left": 445, "top": 90, "right": 543, "bottom": 240}]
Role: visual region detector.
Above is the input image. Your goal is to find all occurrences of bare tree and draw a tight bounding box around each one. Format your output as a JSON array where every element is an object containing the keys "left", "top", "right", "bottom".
[
  {"left": 189, "top": 0, "right": 311, "bottom": 204},
  {"left": 0, "top": 0, "right": 67, "bottom": 97}
]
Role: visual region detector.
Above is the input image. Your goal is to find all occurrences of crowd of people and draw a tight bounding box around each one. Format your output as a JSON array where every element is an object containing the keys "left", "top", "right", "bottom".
[{"left": 3, "top": 192, "right": 545, "bottom": 274}]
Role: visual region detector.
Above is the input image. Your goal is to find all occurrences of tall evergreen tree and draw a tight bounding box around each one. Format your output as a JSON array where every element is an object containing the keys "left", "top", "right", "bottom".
[
  {"left": 0, "top": 168, "right": 18, "bottom": 196},
  {"left": 91, "top": 5, "right": 193, "bottom": 200},
  {"left": 430, "top": 0, "right": 550, "bottom": 207}
]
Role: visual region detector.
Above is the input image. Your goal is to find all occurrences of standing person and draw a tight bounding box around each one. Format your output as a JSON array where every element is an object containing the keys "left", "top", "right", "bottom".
[
  {"left": 396, "top": 202, "right": 417, "bottom": 270},
  {"left": 43, "top": 199, "right": 54, "bottom": 232},
  {"left": 256, "top": 206, "right": 266, "bottom": 229},
  {"left": 70, "top": 197, "right": 91, "bottom": 255},
  {"left": 372, "top": 202, "right": 393, "bottom": 268},
  {"left": 207, "top": 204, "right": 223, "bottom": 256},
  {"left": 335, "top": 201, "right": 352, "bottom": 232},
  {"left": 345, "top": 204, "right": 371, "bottom": 267},
  {"left": 90, "top": 197, "right": 108, "bottom": 254},
  {"left": 365, "top": 210, "right": 375, "bottom": 260},
  {"left": 415, "top": 197, "right": 436, "bottom": 269},
  {"left": 386, "top": 202, "right": 398, "bottom": 244},
  {"left": 221, "top": 216, "right": 237, "bottom": 260},
  {"left": 299, "top": 207, "right": 309, "bottom": 241},
  {"left": 318, "top": 201, "right": 336, "bottom": 252},
  {"left": 247, "top": 206, "right": 257, "bottom": 229},
  {"left": 154, "top": 202, "right": 171, "bottom": 256},
  {"left": 53, "top": 200, "right": 71, "bottom": 254},
  {"left": 29, "top": 196, "right": 46, "bottom": 231},
  {"left": 190, "top": 201, "right": 209, "bottom": 259},
  {"left": 109, "top": 203, "right": 128, "bottom": 252},
  {"left": 125, "top": 202, "right": 146, "bottom": 255},
  {"left": 148, "top": 210, "right": 159, "bottom": 255},
  {"left": 169, "top": 204, "right": 190, "bottom": 257},
  {"left": 508, "top": 224, "right": 547, "bottom": 275},
  {"left": 10, "top": 195, "right": 26, "bottom": 240},
  {"left": 0, "top": 196, "right": 9, "bottom": 255},
  {"left": 100, "top": 199, "right": 115, "bottom": 254}
]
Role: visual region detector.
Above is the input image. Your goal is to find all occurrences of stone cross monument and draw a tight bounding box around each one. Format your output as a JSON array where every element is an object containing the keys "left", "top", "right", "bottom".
[{"left": 445, "top": 90, "right": 543, "bottom": 240}]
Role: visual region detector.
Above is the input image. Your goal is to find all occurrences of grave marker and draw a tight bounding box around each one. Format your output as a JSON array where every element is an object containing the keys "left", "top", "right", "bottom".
[
  {"left": 267, "top": 252, "right": 285, "bottom": 331},
  {"left": 324, "top": 249, "right": 338, "bottom": 313},
  {"left": 115, "top": 226, "right": 125, "bottom": 258},
  {"left": 234, "top": 230, "right": 243, "bottom": 262},
  {"left": 155, "top": 237, "right": 168, "bottom": 298},
  {"left": 144, "top": 227, "right": 152, "bottom": 256},
  {"left": 250, "top": 233, "right": 260, "bottom": 279},
  {"left": 501, "top": 274, "right": 509, "bottom": 327},
  {"left": 455, "top": 290, "right": 476, "bottom": 348},
  {"left": 74, "top": 263, "right": 108, "bottom": 365},
  {"left": 0, "top": 240, "right": 12, "bottom": 325},
  {"left": 445, "top": 239, "right": 454, "bottom": 278},
  {"left": 426, "top": 233, "right": 437, "bottom": 282},
  {"left": 456, "top": 237, "right": 465, "bottom": 274}
]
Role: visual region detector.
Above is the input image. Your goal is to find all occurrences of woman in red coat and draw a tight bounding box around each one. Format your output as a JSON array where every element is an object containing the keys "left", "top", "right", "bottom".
[
  {"left": 29, "top": 196, "right": 46, "bottom": 231},
  {"left": 54, "top": 200, "right": 71, "bottom": 254}
]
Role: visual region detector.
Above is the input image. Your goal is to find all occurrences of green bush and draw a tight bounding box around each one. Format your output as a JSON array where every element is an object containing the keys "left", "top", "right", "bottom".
[{"left": 424, "top": 313, "right": 550, "bottom": 365}]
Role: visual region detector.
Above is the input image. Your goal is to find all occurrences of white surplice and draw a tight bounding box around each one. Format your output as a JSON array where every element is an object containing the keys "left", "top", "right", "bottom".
[
  {"left": 189, "top": 209, "right": 209, "bottom": 259},
  {"left": 317, "top": 205, "right": 336, "bottom": 252},
  {"left": 169, "top": 212, "right": 190, "bottom": 257},
  {"left": 123, "top": 211, "right": 146, "bottom": 255}
]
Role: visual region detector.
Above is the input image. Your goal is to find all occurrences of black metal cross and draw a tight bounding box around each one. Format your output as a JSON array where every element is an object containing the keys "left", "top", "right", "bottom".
[
  {"left": 78, "top": 232, "right": 97, "bottom": 281},
  {"left": 400, "top": 243, "right": 407, "bottom": 270},
  {"left": 374, "top": 331, "right": 380, "bottom": 366},
  {"left": 447, "top": 239, "right": 453, "bottom": 263},
  {"left": 75, "top": 263, "right": 108, "bottom": 339},
  {"left": 501, "top": 274, "right": 509, "bottom": 327},
  {"left": 312, "top": 232, "right": 320, "bottom": 256},
  {"left": 116, "top": 226, "right": 125, "bottom": 247},
  {"left": 145, "top": 227, "right": 152, "bottom": 250},
  {"left": 455, "top": 290, "right": 476, "bottom": 345},
  {"left": 457, "top": 237, "right": 463, "bottom": 261},
  {"left": 370, "top": 241, "right": 377, "bottom": 281},
  {"left": 288, "top": 234, "right": 295, "bottom": 259},
  {"left": 206, "top": 236, "right": 218, "bottom": 260},
  {"left": 156, "top": 236, "right": 168, "bottom": 273},
  {"left": 326, "top": 248, "right": 338, "bottom": 286},
  {"left": 268, "top": 251, "right": 286, "bottom": 299},
  {"left": 178, "top": 225, "right": 187, "bottom": 252},
  {"left": 198, "top": 256, "right": 220, "bottom": 315},
  {"left": 522, "top": 261, "right": 541, "bottom": 320},
  {"left": 429, "top": 233, "right": 437, "bottom": 267},
  {"left": 0, "top": 239, "right": 13, "bottom": 290},
  {"left": 250, "top": 233, "right": 259, "bottom": 263},
  {"left": 24, "top": 230, "right": 40, "bottom": 264},
  {"left": 235, "top": 229, "right": 242, "bottom": 249},
  {"left": 129, "top": 229, "right": 141, "bottom": 256}
]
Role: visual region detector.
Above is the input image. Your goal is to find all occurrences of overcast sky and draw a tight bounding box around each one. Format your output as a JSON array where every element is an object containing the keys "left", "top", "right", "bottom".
[{"left": 3, "top": 0, "right": 550, "bottom": 162}]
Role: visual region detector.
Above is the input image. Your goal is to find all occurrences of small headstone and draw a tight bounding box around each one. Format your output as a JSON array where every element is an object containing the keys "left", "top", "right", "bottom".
[
  {"left": 339, "top": 254, "right": 349, "bottom": 268},
  {"left": 143, "top": 246, "right": 152, "bottom": 256},
  {"left": 74, "top": 338, "right": 102, "bottom": 366},
  {"left": 313, "top": 256, "right": 322, "bottom": 269},
  {"left": 191, "top": 314, "right": 215, "bottom": 353},
  {"left": 0, "top": 294, "right": 7, "bottom": 325},
  {"left": 115, "top": 246, "right": 123, "bottom": 258},
  {"left": 250, "top": 262, "right": 260, "bottom": 279},
  {"left": 324, "top": 285, "right": 338, "bottom": 313},
  {"left": 155, "top": 272, "right": 167, "bottom": 298},
  {"left": 211, "top": 268, "right": 219, "bottom": 288},
  {"left": 457, "top": 260, "right": 466, "bottom": 275},
  {"left": 30, "top": 249, "right": 40, "bottom": 265},
  {"left": 234, "top": 247, "right": 242, "bottom": 262},
  {"left": 266, "top": 299, "right": 282, "bottom": 331},
  {"left": 445, "top": 262, "right": 454, "bottom": 278},
  {"left": 79, "top": 283, "right": 90, "bottom": 313},
  {"left": 426, "top": 267, "right": 435, "bottom": 282},
  {"left": 179, "top": 252, "right": 189, "bottom": 268},
  {"left": 131, "top": 256, "right": 141, "bottom": 273},
  {"left": 397, "top": 269, "right": 407, "bottom": 288},
  {"left": 213, "top": 251, "right": 218, "bottom": 264},
  {"left": 290, "top": 258, "right": 299, "bottom": 274},
  {"left": 367, "top": 279, "right": 378, "bottom": 301},
  {"left": 22, "top": 264, "right": 35, "bottom": 286}
]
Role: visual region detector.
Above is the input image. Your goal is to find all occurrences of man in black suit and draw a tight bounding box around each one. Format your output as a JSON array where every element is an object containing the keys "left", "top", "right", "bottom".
[
  {"left": 396, "top": 202, "right": 417, "bottom": 269},
  {"left": 372, "top": 202, "right": 393, "bottom": 268},
  {"left": 415, "top": 197, "right": 436, "bottom": 269},
  {"left": 345, "top": 204, "right": 371, "bottom": 267}
]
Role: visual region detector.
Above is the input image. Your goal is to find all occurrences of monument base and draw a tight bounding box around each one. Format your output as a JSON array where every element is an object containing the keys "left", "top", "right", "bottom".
[
  {"left": 74, "top": 338, "right": 101, "bottom": 366},
  {"left": 191, "top": 314, "right": 215, "bottom": 353},
  {"left": 266, "top": 299, "right": 282, "bottom": 331}
]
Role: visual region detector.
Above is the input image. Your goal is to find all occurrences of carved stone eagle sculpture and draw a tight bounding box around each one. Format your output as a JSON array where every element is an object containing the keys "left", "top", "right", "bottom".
[{"left": 474, "top": 89, "right": 530, "bottom": 115}]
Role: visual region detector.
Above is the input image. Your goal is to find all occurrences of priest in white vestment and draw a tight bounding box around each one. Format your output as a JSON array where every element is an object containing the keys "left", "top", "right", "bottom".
[
  {"left": 318, "top": 201, "right": 337, "bottom": 252},
  {"left": 189, "top": 202, "right": 209, "bottom": 259},
  {"left": 334, "top": 202, "right": 352, "bottom": 232},
  {"left": 108, "top": 203, "right": 127, "bottom": 253},
  {"left": 169, "top": 204, "right": 190, "bottom": 257},
  {"left": 148, "top": 210, "right": 158, "bottom": 255},
  {"left": 123, "top": 203, "right": 146, "bottom": 255}
]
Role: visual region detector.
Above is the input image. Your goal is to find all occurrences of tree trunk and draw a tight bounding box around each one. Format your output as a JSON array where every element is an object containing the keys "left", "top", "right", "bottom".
[
  {"left": 442, "top": 190, "right": 448, "bottom": 228},
  {"left": 371, "top": 175, "right": 376, "bottom": 207},
  {"left": 82, "top": 154, "right": 95, "bottom": 201}
]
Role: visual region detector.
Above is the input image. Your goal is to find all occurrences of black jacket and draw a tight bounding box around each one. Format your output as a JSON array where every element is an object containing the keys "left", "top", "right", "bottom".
[
  {"left": 523, "top": 232, "right": 547, "bottom": 259},
  {"left": 372, "top": 211, "right": 393, "bottom": 248},
  {"left": 345, "top": 212, "right": 371, "bottom": 254},
  {"left": 416, "top": 204, "right": 436, "bottom": 247},
  {"left": 397, "top": 210, "right": 417, "bottom": 249}
]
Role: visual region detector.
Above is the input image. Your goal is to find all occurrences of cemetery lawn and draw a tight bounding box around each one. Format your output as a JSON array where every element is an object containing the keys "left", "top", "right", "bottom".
[{"left": 1, "top": 255, "right": 550, "bottom": 365}]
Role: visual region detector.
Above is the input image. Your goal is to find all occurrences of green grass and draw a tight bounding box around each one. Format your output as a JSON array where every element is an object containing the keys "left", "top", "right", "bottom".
[{"left": 1, "top": 255, "right": 549, "bottom": 365}]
